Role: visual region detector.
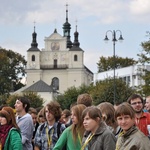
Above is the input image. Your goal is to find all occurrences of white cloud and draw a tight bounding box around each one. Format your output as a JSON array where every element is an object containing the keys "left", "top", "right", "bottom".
[{"left": 130, "top": 0, "right": 150, "bottom": 15}]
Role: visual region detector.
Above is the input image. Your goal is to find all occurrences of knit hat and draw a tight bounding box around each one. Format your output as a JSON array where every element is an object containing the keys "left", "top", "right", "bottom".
[{"left": 0, "top": 110, "right": 11, "bottom": 124}]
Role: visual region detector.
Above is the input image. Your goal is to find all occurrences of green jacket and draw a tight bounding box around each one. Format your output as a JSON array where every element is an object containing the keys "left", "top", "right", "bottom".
[
  {"left": 53, "top": 126, "right": 81, "bottom": 150},
  {"left": 4, "top": 127, "right": 22, "bottom": 150}
]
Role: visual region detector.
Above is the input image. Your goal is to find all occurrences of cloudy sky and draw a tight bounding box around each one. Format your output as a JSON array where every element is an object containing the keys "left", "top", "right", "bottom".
[{"left": 0, "top": 0, "right": 150, "bottom": 73}]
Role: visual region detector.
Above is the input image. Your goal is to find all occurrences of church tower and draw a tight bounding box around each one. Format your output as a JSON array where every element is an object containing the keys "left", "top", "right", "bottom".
[
  {"left": 26, "top": 26, "right": 41, "bottom": 86},
  {"left": 62, "top": 4, "right": 72, "bottom": 48}
]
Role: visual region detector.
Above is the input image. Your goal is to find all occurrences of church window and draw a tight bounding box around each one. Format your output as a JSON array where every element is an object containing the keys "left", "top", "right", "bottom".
[
  {"left": 54, "top": 59, "right": 57, "bottom": 68},
  {"left": 74, "top": 55, "right": 78, "bottom": 61},
  {"left": 51, "top": 77, "right": 59, "bottom": 91},
  {"left": 32, "top": 55, "right": 35, "bottom": 61}
]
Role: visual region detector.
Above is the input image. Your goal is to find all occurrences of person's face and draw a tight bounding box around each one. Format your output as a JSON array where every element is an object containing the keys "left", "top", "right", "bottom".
[
  {"left": 31, "top": 113, "right": 37, "bottom": 125},
  {"left": 71, "top": 110, "right": 78, "bottom": 125},
  {"left": 117, "top": 115, "right": 135, "bottom": 132},
  {"left": 0, "top": 116, "right": 7, "bottom": 125},
  {"left": 145, "top": 98, "right": 150, "bottom": 112},
  {"left": 14, "top": 100, "right": 24, "bottom": 113},
  {"left": 45, "top": 107, "right": 55, "bottom": 122},
  {"left": 130, "top": 98, "right": 143, "bottom": 113},
  {"left": 83, "top": 113, "right": 99, "bottom": 134}
]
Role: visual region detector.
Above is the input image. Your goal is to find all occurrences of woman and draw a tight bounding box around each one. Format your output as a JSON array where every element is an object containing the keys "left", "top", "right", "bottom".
[
  {"left": 115, "top": 102, "right": 150, "bottom": 150},
  {"left": 53, "top": 104, "right": 86, "bottom": 150},
  {"left": 0, "top": 106, "right": 22, "bottom": 150},
  {"left": 81, "top": 106, "right": 116, "bottom": 150},
  {"left": 97, "top": 102, "right": 122, "bottom": 138}
]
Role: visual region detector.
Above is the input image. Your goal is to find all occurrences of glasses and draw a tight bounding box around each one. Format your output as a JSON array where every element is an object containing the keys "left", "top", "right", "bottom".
[{"left": 131, "top": 102, "right": 142, "bottom": 105}]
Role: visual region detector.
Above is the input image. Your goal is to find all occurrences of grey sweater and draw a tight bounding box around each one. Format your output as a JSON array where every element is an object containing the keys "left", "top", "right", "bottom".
[{"left": 16, "top": 113, "right": 34, "bottom": 150}]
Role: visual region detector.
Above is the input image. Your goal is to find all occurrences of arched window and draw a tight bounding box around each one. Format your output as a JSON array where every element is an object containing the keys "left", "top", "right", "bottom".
[
  {"left": 32, "top": 55, "right": 35, "bottom": 61},
  {"left": 74, "top": 55, "right": 78, "bottom": 61},
  {"left": 51, "top": 77, "right": 59, "bottom": 91}
]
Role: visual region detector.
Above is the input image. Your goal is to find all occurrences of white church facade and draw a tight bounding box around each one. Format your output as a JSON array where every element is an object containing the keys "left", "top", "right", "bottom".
[{"left": 14, "top": 6, "right": 93, "bottom": 105}]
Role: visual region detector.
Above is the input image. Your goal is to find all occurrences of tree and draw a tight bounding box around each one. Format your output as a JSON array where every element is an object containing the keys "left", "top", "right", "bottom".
[
  {"left": 56, "top": 84, "right": 91, "bottom": 109},
  {"left": 0, "top": 48, "right": 26, "bottom": 95},
  {"left": 137, "top": 38, "right": 150, "bottom": 96},
  {"left": 90, "top": 78, "right": 135, "bottom": 105},
  {"left": 6, "top": 91, "right": 44, "bottom": 108},
  {"left": 97, "top": 56, "right": 137, "bottom": 73}
]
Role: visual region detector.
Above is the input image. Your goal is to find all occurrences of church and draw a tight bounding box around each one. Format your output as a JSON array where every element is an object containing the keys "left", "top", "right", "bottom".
[{"left": 14, "top": 5, "right": 93, "bottom": 105}]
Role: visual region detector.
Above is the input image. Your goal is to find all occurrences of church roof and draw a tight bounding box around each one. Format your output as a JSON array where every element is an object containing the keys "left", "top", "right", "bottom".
[{"left": 23, "top": 80, "right": 53, "bottom": 92}]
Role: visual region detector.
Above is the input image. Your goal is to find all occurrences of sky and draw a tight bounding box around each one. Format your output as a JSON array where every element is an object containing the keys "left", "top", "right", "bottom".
[{"left": 0, "top": 0, "right": 150, "bottom": 73}]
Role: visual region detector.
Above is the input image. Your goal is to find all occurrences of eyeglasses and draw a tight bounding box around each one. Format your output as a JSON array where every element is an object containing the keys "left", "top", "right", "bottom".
[{"left": 131, "top": 102, "right": 142, "bottom": 105}]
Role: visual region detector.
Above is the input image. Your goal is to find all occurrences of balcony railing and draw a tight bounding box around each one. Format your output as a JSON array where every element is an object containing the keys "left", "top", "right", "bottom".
[{"left": 40, "top": 64, "right": 68, "bottom": 69}]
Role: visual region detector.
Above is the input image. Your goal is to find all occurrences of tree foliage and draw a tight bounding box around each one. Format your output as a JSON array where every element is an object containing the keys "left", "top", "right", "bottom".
[
  {"left": 6, "top": 92, "right": 44, "bottom": 108},
  {"left": 137, "top": 39, "right": 150, "bottom": 96},
  {"left": 56, "top": 79, "right": 135, "bottom": 109},
  {"left": 0, "top": 48, "right": 26, "bottom": 95},
  {"left": 56, "top": 84, "right": 91, "bottom": 109},
  {"left": 90, "top": 78, "right": 135, "bottom": 105},
  {"left": 97, "top": 56, "right": 137, "bottom": 73}
]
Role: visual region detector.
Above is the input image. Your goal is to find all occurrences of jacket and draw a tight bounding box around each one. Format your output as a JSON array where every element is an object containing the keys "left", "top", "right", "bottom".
[
  {"left": 4, "top": 127, "right": 22, "bottom": 150},
  {"left": 82, "top": 121, "right": 116, "bottom": 150},
  {"left": 116, "top": 125, "right": 150, "bottom": 150}
]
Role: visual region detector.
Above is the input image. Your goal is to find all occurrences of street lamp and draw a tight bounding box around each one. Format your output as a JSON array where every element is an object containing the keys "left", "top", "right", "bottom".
[{"left": 104, "top": 30, "right": 124, "bottom": 104}]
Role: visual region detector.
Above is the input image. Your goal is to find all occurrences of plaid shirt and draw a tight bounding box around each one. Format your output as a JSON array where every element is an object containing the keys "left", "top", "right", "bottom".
[{"left": 34, "top": 122, "right": 66, "bottom": 150}]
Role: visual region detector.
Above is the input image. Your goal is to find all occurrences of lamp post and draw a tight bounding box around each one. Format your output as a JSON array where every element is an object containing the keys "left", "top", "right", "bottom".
[{"left": 104, "top": 30, "right": 124, "bottom": 104}]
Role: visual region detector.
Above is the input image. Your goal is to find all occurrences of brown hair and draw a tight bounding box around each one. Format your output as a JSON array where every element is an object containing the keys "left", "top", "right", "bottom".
[
  {"left": 115, "top": 102, "right": 135, "bottom": 119},
  {"left": 71, "top": 104, "right": 86, "bottom": 143},
  {"left": 62, "top": 109, "right": 71, "bottom": 118},
  {"left": 2, "top": 106, "right": 19, "bottom": 130},
  {"left": 77, "top": 93, "right": 93, "bottom": 107},
  {"left": 82, "top": 106, "right": 102, "bottom": 121},
  {"left": 28, "top": 107, "right": 37, "bottom": 115},
  {"left": 44, "top": 101, "right": 62, "bottom": 121},
  {"left": 127, "top": 94, "right": 143, "bottom": 104},
  {"left": 97, "top": 102, "right": 116, "bottom": 125}
]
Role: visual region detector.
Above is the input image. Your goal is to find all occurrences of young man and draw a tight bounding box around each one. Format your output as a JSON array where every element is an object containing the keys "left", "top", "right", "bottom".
[
  {"left": 115, "top": 102, "right": 150, "bottom": 150},
  {"left": 127, "top": 94, "right": 150, "bottom": 136},
  {"left": 34, "top": 101, "right": 66, "bottom": 150},
  {"left": 15, "top": 96, "right": 34, "bottom": 150}
]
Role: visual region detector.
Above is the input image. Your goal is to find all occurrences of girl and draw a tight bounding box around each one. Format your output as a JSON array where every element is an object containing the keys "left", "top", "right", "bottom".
[
  {"left": 81, "top": 106, "right": 116, "bottom": 150},
  {"left": 0, "top": 106, "right": 22, "bottom": 150},
  {"left": 53, "top": 104, "right": 86, "bottom": 150}
]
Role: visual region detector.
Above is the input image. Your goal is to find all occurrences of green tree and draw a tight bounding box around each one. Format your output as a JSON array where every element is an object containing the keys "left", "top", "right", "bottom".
[
  {"left": 6, "top": 92, "right": 44, "bottom": 108},
  {"left": 97, "top": 56, "right": 137, "bottom": 73},
  {"left": 0, "top": 48, "right": 26, "bottom": 95},
  {"left": 90, "top": 78, "right": 135, "bottom": 105},
  {"left": 137, "top": 38, "right": 150, "bottom": 96},
  {"left": 56, "top": 84, "right": 91, "bottom": 109}
]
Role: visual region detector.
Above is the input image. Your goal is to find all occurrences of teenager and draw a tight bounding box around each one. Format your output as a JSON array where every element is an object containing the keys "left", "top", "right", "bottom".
[
  {"left": 81, "top": 106, "right": 116, "bottom": 150},
  {"left": 0, "top": 106, "right": 22, "bottom": 150},
  {"left": 15, "top": 96, "right": 34, "bottom": 150},
  {"left": 53, "top": 104, "right": 86, "bottom": 150},
  {"left": 34, "top": 101, "right": 66, "bottom": 150},
  {"left": 115, "top": 102, "right": 150, "bottom": 150}
]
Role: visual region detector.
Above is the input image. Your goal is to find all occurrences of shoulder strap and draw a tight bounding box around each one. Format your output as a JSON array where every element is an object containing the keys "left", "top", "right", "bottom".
[
  {"left": 57, "top": 122, "right": 61, "bottom": 138},
  {"left": 40, "top": 123, "right": 45, "bottom": 132}
]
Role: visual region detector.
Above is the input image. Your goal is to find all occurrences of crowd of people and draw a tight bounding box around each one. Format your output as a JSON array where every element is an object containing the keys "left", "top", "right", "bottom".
[{"left": 0, "top": 93, "right": 150, "bottom": 150}]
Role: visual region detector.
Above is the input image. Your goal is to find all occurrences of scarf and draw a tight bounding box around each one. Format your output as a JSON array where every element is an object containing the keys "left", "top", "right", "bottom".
[{"left": 0, "top": 124, "right": 13, "bottom": 148}]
